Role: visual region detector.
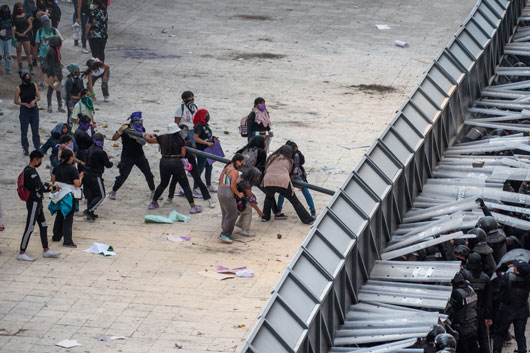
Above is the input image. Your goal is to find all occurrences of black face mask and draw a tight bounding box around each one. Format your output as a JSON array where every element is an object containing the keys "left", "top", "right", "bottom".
[
  {"left": 22, "top": 77, "right": 31, "bottom": 84},
  {"left": 35, "top": 162, "right": 42, "bottom": 168}
]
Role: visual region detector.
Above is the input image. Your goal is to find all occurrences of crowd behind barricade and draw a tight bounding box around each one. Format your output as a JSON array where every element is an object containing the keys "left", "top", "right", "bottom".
[{"left": 0, "top": 0, "right": 318, "bottom": 258}]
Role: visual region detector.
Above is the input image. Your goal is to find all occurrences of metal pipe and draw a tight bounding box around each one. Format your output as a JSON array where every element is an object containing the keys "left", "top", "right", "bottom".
[{"left": 185, "top": 146, "right": 335, "bottom": 196}]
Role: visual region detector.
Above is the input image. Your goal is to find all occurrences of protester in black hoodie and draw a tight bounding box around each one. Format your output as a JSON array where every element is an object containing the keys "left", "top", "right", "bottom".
[
  {"left": 43, "top": 35, "right": 64, "bottom": 112},
  {"left": 83, "top": 133, "right": 112, "bottom": 220}
]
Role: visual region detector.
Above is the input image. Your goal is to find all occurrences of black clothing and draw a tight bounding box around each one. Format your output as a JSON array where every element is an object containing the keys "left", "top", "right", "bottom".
[
  {"left": 13, "top": 15, "right": 30, "bottom": 41},
  {"left": 120, "top": 131, "right": 145, "bottom": 158},
  {"left": 246, "top": 111, "right": 270, "bottom": 139},
  {"left": 263, "top": 185, "right": 313, "bottom": 224},
  {"left": 488, "top": 238, "right": 507, "bottom": 264},
  {"left": 44, "top": 46, "right": 62, "bottom": 79},
  {"left": 52, "top": 163, "right": 80, "bottom": 184},
  {"left": 52, "top": 207, "right": 74, "bottom": 245},
  {"left": 21, "top": 199, "right": 48, "bottom": 251},
  {"left": 23, "top": 166, "right": 47, "bottom": 201},
  {"left": 168, "top": 153, "right": 210, "bottom": 201},
  {"left": 64, "top": 76, "right": 84, "bottom": 107},
  {"left": 74, "top": 128, "right": 92, "bottom": 172},
  {"left": 89, "top": 37, "right": 107, "bottom": 62},
  {"left": 448, "top": 285, "right": 478, "bottom": 342},
  {"left": 83, "top": 174, "right": 105, "bottom": 212},
  {"left": 84, "top": 145, "right": 112, "bottom": 177},
  {"left": 112, "top": 157, "right": 155, "bottom": 192},
  {"left": 471, "top": 244, "right": 497, "bottom": 276},
  {"left": 19, "top": 82, "right": 37, "bottom": 104},
  {"left": 157, "top": 133, "right": 185, "bottom": 156},
  {"left": 153, "top": 157, "right": 193, "bottom": 204},
  {"left": 193, "top": 124, "right": 213, "bottom": 151},
  {"left": 46, "top": 87, "right": 63, "bottom": 109},
  {"left": 462, "top": 268, "right": 492, "bottom": 353}
]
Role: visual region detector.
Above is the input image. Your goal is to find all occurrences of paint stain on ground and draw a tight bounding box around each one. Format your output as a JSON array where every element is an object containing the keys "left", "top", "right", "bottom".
[
  {"left": 106, "top": 46, "right": 182, "bottom": 60},
  {"left": 345, "top": 84, "right": 397, "bottom": 95},
  {"left": 258, "top": 38, "right": 273, "bottom": 42},
  {"left": 230, "top": 52, "right": 286, "bottom": 60},
  {"left": 233, "top": 14, "right": 272, "bottom": 21}
]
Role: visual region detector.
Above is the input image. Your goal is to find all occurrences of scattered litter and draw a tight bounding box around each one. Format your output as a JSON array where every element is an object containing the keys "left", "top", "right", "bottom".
[
  {"left": 144, "top": 215, "right": 173, "bottom": 224},
  {"left": 323, "top": 72, "right": 335, "bottom": 77},
  {"left": 167, "top": 235, "right": 191, "bottom": 242},
  {"left": 238, "top": 58, "right": 244, "bottom": 61},
  {"left": 113, "top": 143, "right": 119, "bottom": 147},
  {"left": 0, "top": 328, "right": 27, "bottom": 336},
  {"left": 338, "top": 142, "right": 370, "bottom": 150},
  {"left": 161, "top": 28, "right": 167, "bottom": 33},
  {"left": 395, "top": 40, "right": 409, "bottom": 48},
  {"left": 234, "top": 324, "right": 246, "bottom": 328},
  {"left": 82, "top": 242, "right": 116, "bottom": 256},
  {"left": 98, "top": 336, "right": 125, "bottom": 342},
  {"left": 198, "top": 270, "right": 235, "bottom": 280},
  {"left": 169, "top": 210, "right": 191, "bottom": 223},
  {"left": 100, "top": 124, "right": 107, "bottom": 128},
  {"left": 277, "top": 233, "right": 282, "bottom": 239},
  {"left": 175, "top": 342, "right": 183, "bottom": 349},
  {"left": 6, "top": 130, "right": 13, "bottom": 134},
  {"left": 169, "top": 34, "right": 176, "bottom": 37},
  {"left": 321, "top": 166, "right": 344, "bottom": 174},
  {"left": 376, "top": 24, "right": 391, "bottom": 30},
  {"left": 223, "top": 130, "right": 230, "bottom": 135},
  {"left": 188, "top": 51, "right": 192, "bottom": 54},
  {"left": 217, "top": 265, "right": 255, "bottom": 278},
  {"left": 56, "top": 339, "right": 81, "bottom": 348}
]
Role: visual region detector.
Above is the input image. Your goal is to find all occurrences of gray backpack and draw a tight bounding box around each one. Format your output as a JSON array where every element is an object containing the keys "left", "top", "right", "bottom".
[{"left": 239, "top": 147, "right": 258, "bottom": 173}]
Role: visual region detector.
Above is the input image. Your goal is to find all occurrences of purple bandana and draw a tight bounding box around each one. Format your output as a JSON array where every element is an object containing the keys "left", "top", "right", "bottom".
[
  {"left": 93, "top": 140, "right": 104, "bottom": 148},
  {"left": 80, "top": 122, "right": 91, "bottom": 131}
]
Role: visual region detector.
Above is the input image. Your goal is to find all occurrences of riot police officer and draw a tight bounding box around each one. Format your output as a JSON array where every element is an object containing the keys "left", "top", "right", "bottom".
[
  {"left": 492, "top": 260, "right": 530, "bottom": 353},
  {"left": 469, "top": 228, "right": 496, "bottom": 276},
  {"left": 435, "top": 333, "right": 457, "bottom": 353},
  {"left": 447, "top": 273, "right": 479, "bottom": 353},
  {"left": 455, "top": 245, "right": 470, "bottom": 266},
  {"left": 476, "top": 215, "right": 507, "bottom": 263},
  {"left": 462, "top": 253, "right": 492, "bottom": 353},
  {"left": 420, "top": 324, "right": 446, "bottom": 353}
]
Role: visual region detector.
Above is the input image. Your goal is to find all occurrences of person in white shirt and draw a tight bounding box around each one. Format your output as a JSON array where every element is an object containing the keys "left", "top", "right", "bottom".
[{"left": 174, "top": 90, "right": 197, "bottom": 146}]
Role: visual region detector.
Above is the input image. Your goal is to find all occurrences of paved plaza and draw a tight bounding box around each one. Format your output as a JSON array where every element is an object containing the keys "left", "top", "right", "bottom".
[{"left": 0, "top": 0, "right": 479, "bottom": 352}]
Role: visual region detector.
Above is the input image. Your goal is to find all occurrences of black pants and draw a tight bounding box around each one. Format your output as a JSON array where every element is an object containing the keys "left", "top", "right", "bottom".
[
  {"left": 89, "top": 37, "right": 107, "bottom": 62},
  {"left": 258, "top": 185, "right": 278, "bottom": 213},
  {"left": 153, "top": 157, "right": 194, "bottom": 204},
  {"left": 52, "top": 206, "right": 75, "bottom": 245},
  {"left": 493, "top": 304, "right": 529, "bottom": 353},
  {"left": 92, "top": 72, "right": 109, "bottom": 98},
  {"left": 476, "top": 311, "right": 490, "bottom": 353},
  {"left": 84, "top": 174, "right": 106, "bottom": 212},
  {"left": 20, "top": 199, "right": 48, "bottom": 251},
  {"left": 112, "top": 157, "right": 155, "bottom": 192},
  {"left": 76, "top": 149, "right": 89, "bottom": 173},
  {"left": 47, "top": 86, "right": 63, "bottom": 108},
  {"left": 168, "top": 155, "right": 210, "bottom": 201},
  {"left": 456, "top": 335, "right": 479, "bottom": 353},
  {"left": 263, "top": 185, "right": 313, "bottom": 224}
]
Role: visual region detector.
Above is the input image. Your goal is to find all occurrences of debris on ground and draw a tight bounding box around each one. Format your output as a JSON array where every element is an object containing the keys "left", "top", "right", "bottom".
[
  {"left": 376, "top": 24, "right": 391, "bottom": 30},
  {"left": 98, "top": 336, "right": 125, "bottom": 342},
  {"left": 167, "top": 235, "right": 191, "bottom": 242},
  {"left": 56, "top": 339, "right": 81, "bottom": 348},
  {"left": 217, "top": 265, "right": 254, "bottom": 278},
  {"left": 395, "top": 40, "right": 409, "bottom": 48},
  {"left": 82, "top": 242, "right": 116, "bottom": 256}
]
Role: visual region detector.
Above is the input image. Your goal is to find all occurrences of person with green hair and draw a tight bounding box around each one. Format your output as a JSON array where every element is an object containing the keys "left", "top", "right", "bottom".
[{"left": 70, "top": 88, "right": 95, "bottom": 131}]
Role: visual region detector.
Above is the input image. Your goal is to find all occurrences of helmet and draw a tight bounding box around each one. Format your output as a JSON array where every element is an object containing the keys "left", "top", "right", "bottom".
[
  {"left": 453, "top": 238, "right": 467, "bottom": 247},
  {"left": 451, "top": 272, "right": 466, "bottom": 286},
  {"left": 491, "top": 128, "right": 507, "bottom": 137},
  {"left": 426, "top": 324, "right": 446, "bottom": 344},
  {"left": 455, "top": 245, "right": 470, "bottom": 259},
  {"left": 466, "top": 252, "right": 482, "bottom": 272},
  {"left": 436, "top": 349, "right": 456, "bottom": 353},
  {"left": 476, "top": 216, "right": 497, "bottom": 234},
  {"left": 467, "top": 227, "right": 487, "bottom": 243},
  {"left": 435, "top": 333, "right": 457, "bottom": 351}
]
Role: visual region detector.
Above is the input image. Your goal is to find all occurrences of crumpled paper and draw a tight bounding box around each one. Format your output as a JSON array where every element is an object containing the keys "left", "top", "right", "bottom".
[
  {"left": 82, "top": 242, "right": 116, "bottom": 256},
  {"left": 216, "top": 265, "right": 254, "bottom": 278},
  {"left": 56, "top": 339, "right": 82, "bottom": 348}
]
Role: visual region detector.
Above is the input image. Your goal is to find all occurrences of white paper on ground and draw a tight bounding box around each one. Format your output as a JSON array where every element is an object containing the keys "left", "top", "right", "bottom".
[
  {"left": 98, "top": 336, "right": 126, "bottom": 342},
  {"left": 56, "top": 339, "right": 82, "bottom": 348},
  {"left": 235, "top": 269, "right": 254, "bottom": 278},
  {"left": 82, "top": 242, "right": 116, "bottom": 256},
  {"left": 167, "top": 235, "right": 191, "bottom": 242},
  {"left": 395, "top": 40, "right": 409, "bottom": 48},
  {"left": 376, "top": 24, "right": 391, "bottom": 30}
]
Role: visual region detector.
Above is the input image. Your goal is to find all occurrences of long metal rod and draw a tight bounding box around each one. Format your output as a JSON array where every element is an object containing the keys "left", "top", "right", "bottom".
[{"left": 185, "top": 146, "right": 335, "bottom": 196}]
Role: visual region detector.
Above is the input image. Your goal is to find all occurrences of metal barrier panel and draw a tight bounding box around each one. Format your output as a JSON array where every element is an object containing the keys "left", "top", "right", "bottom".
[{"left": 239, "top": 0, "right": 523, "bottom": 352}]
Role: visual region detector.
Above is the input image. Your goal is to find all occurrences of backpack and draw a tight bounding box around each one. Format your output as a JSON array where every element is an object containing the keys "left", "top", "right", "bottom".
[
  {"left": 17, "top": 170, "right": 30, "bottom": 202},
  {"left": 239, "top": 115, "right": 249, "bottom": 137}
]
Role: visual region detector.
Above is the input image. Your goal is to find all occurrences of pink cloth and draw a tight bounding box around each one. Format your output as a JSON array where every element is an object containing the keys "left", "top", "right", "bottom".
[
  {"left": 262, "top": 156, "right": 293, "bottom": 192},
  {"left": 252, "top": 107, "right": 271, "bottom": 128}
]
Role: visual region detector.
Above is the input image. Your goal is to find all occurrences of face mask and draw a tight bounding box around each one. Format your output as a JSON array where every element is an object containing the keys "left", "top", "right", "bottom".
[
  {"left": 66, "top": 142, "right": 74, "bottom": 150},
  {"left": 22, "top": 77, "right": 31, "bottom": 84},
  {"left": 180, "top": 130, "right": 189, "bottom": 139},
  {"left": 205, "top": 115, "right": 210, "bottom": 123},
  {"left": 16, "top": 8, "right": 23, "bottom": 14},
  {"left": 258, "top": 105, "right": 266, "bottom": 112},
  {"left": 43, "top": 22, "right": 51, "bottom": 30},
  {"left": 80, "top": 122, "right": 91, "bottom": 131},
  {"left": 93, "top": 140, "right": 104, "bottom": 148},
  {"left": 36, "top": 162, "right": 42, "bottom": 168},
  {"left": 131, "top": 122, "right": 144, "bottom": 133}
]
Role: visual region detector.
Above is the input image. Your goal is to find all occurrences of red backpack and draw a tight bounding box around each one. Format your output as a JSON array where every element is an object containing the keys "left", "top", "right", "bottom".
[{"left": 17, "top": 170, "right": 30, "bottom": 202}]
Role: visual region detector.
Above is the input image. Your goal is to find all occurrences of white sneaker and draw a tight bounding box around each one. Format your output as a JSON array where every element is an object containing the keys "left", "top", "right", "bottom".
[
  {"left": 208, "top": 199, "right": 216, "bottom": 208},
  {"left": 207, "top": 185, "right": 217, "bottom": 193},
  {"left": 82, "top": 48, "right": 89, "bottom": 54},
  {"left": 240, "top": 230, "right": 256, "bottom": 237},
  {"left": 17, "top": 253, "right": 35, "bottom": 261},
  {"left": 108, "top": 190, "right": 116, "bottom": 200},
  {"left": 164, "top": 198, "right": 173, "bottom": 204},
  {"left": 192, "top": 188, "right": 202, "bottom": 198},
  {"left": 103, "top": 96, "right": 110, "bottom": 102},
  {"left": 43, "top": 249, "right": 61, "bottom": 258}
]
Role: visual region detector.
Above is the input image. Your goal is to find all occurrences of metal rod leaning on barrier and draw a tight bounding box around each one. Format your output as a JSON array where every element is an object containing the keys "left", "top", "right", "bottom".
[{"left": 185, "top": 146, "right": 335, "bottom": 196}]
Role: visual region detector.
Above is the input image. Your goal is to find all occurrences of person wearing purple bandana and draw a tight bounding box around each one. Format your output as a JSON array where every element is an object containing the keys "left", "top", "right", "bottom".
[
  {"left": 246, "top": 97, "right": 273, "bottom": 152},
  {"left": 82, "top": 132, "right": 112, "bottom": 220},
  {"left": 108, "top": 111, "right": 155, "bottom": 200}
]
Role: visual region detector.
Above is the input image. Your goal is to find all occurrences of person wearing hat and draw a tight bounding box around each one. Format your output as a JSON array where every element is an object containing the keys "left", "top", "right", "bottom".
[
  {"left": 82, "top": 132, "right": 112, "bottom": 220},
  {"left": 492, "top": 260, "right": 530, "bottom": 353},
  {"left": 43, "top": 34, "right": 64, "bottom": 113},
  {"left": 447, "top": 272, "right": 479, "bottom": 353},
  {"left": 109, "top": 112, "right": 155, "bottom": 200},
  {"left": 64, "top": 63, "right": 84, "bottom": 122},
  {"left": 462, "top": 253, "right": 492, "bottom": 353},
  {"left": 14, "top": 70, "right": 41, "bottom": 156},
  {"left": 35, "top": 14, "right": 60, "bottom": 89},
  {"left": 469, "top": 227, "right": 497, "bottom": 276},
  {"left": 144, "top": 123, "right": 202, "bottom": 214}
]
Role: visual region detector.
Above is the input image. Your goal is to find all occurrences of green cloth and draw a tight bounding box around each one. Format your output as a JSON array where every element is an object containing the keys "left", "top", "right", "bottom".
[
  {"left": 144, "top": 215, "right": 173, "bottom": 224},
  {"left": 48, "top": 193, "right": 78, "bottom": 217},
  {"left": 169, "top": 210, "right": 190, "bottom": 223},
  {"left": 81, "top": 96, "right": 95, "bottom": 112}
]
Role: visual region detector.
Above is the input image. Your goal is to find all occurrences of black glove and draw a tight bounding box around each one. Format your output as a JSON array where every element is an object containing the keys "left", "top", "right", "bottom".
[{"left": 475, "top": 198, "right": 486, "bottom": 208}]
